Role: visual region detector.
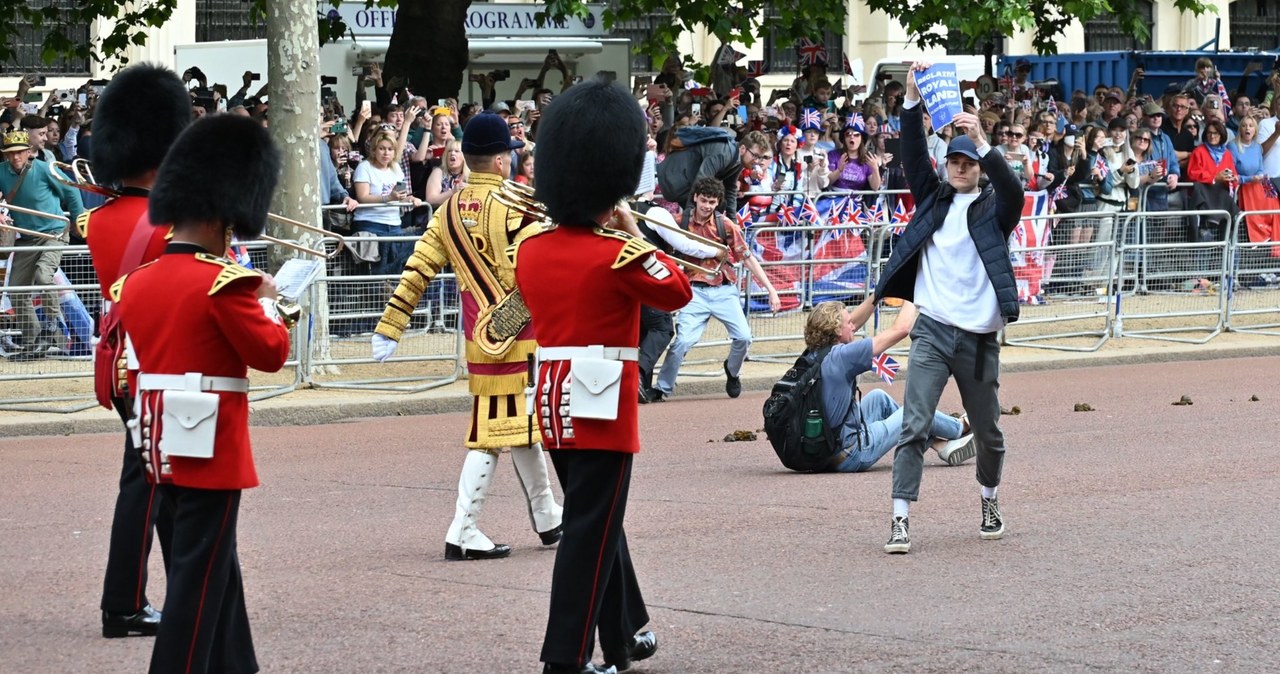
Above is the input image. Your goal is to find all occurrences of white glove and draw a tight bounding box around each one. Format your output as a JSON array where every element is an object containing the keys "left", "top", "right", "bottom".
[{"left": 371, "top": 334, "right": 398, "bottom": 362}]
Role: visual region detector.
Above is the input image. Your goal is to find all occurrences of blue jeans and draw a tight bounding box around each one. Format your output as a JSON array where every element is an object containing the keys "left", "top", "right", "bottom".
[
  {"left": 60, "top": 292, "right": 93, "bottom": 356},
  {"left": 832, "top": 389, "right": 964, "bottom": 473},
  {"left": 655, "top": 284, "right": 751, "bottom": 395}
]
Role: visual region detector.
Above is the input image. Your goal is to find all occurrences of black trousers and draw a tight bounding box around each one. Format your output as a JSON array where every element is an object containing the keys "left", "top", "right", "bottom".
[
  {"left": 101, "top": 400, "right": 173, "bottom": 614},
  {"left": 541, "top": 450, "right": 649, "bottom": 667},
  {"left": 150, "top": 487, "right": 257, "bottom": 674},
  {"left": 637, "top": 305, "right": 674, "bottom": 390}
]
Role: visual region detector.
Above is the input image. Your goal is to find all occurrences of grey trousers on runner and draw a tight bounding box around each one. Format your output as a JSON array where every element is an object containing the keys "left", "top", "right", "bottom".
[
  {"left": 8, "top": 234, "right": 65, "bottom": 343},
  {"left": 892, "top": 313, "right": 1006, "bottom": 501}
]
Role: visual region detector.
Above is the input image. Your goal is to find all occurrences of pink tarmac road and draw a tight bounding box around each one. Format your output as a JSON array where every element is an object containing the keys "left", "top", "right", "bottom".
[{"left": 2, "top": 356, "right": 1277, "bottom": 673}]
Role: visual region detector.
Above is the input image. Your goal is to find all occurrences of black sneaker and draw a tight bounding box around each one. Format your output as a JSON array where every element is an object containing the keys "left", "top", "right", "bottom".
[
  {"left": 638, "top": 385, "right": 652, "bottom": 405},
  {"left": 884, "top": 516, "right": 910, "bottom": 554},
  {"left": 723, "top": 360, "right": 741, "bottom": 398},
  {"left": 980, "top": 496, "right": 1004, "bottom": 540},
  {"left": 645, "top": 387, "right": 666, "bottom": 403}
]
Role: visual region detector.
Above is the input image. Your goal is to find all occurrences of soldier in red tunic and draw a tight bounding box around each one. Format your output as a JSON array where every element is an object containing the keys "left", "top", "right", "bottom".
[
  {"left": 79, "top": 62, "right": 191, "bottom": 639},
  {"left": 515, "top": 79, "right": 692, "bottom": 674},
  {"left": 114, "top": 115, "right": 286, "bottom": 674}
]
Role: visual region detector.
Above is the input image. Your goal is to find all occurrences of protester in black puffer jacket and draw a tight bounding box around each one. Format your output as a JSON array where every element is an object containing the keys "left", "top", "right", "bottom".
[{"left": 874, "top": 61, "right": 1024, "bottom": 558}]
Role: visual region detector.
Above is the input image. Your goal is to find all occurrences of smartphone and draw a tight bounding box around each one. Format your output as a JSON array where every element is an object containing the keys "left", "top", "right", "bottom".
[
  {"left": 438, "top": 98, "right": 447, "bottom": 107},
  {"left": 361, "top": 99, "right": 371, "bottom": 116},
  {"left": 737, "top": 105, "right": 748, "bottom": 122},
  {"left": 77, "top": 93, "right": 87, "bottom": 108},
  {"left": 217, "top": 98, "right": 228, "bottom": 113},
  {"left": 691, "top": 102, "right": 701, "bottom": 117},
  {"left": 393, "top": 181, "right": 407, "bottom": 197},
  {"left": 331, "top": 119, "right": 347, "bottom": 134},
  {"left": 730, "top": 87, "right": 741, "bottom": 100},
  {"left": 515, "top": 100, "right": 536, "bottom": 113}
]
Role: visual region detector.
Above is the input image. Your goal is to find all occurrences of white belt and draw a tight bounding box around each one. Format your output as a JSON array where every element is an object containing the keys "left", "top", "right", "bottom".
[
  {"left": 137, "top": 373, "right": 250, "bottom": 393},
  {"left": 537, "top": 346, "right": 638, "bottom": 362}
]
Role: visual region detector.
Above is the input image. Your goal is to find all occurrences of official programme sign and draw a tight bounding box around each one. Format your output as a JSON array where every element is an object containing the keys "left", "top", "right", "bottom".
[
  {"left": 325, "top": 2, "right": 609, "bottom": 38},
  {"left": 916, "top": 63, "right": 962, "bottom": 129}
]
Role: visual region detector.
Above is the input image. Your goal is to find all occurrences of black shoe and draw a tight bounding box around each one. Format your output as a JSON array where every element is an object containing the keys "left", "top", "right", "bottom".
[
  {"left": 723, "top": 360, "right": 741, "bottom": 398},
  {"left": 7, "top": 344, "right": 47, "bottom": 362},
  {"left": 543, "top": 663, "right": 616, "bottom": 674},
  {"left": 638, "top": 385, "right": 651, "bottom": 405},
  {"left": 604, "top": 630, "right": 658, "bottom": 672},
  {"left": 102, "top": 604, "right": 161, "bottom": 638},
  {"left": 980, "top": 496, "right": 1005, "bottom": 540},
  {"left": 538, "top": 525, "right": 563, "bottom": 546},
  {"left": 884, "top": 516, "right": 910, "bottom": 554},
  {"left": 644, "top": 387, "right": 666, "bottom": 403},
  {"left": 444, "top": 542, "right": 512, "bottom": 561}
]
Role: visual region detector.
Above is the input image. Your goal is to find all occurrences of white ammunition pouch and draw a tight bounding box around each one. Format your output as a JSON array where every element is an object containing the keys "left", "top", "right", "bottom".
[
  {"left": 137, "top": 373, "right": 248, "bottom": 460},
  {"left": 538, "top": 346, "right": 637, "bottom": 422}
]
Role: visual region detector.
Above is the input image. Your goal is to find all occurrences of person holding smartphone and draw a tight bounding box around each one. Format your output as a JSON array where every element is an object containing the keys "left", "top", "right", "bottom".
[{"left": 351, "top": 128, "right": 422, "bottom": 280}]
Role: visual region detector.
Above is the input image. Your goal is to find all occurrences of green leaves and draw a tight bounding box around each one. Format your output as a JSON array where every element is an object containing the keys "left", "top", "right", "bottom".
[{"left": 0, "top": 0, "right": 179, "bottom": 70}]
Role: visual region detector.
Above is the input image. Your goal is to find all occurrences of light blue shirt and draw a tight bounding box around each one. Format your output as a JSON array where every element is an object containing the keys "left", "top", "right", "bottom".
[{"left": 818, "top": 339, "right": 873, "bottom": 449}]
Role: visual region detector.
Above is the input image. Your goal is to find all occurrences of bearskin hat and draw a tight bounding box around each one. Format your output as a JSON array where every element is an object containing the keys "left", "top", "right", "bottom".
[
  {"left": 90, "top": 63, "right": 191, "bottom": 187},
  {"left": 534, "top": 78, "right": 645, "bottom": 225},
  {"left": 150, "top": 115, "right": 281, "bottom": 240}
]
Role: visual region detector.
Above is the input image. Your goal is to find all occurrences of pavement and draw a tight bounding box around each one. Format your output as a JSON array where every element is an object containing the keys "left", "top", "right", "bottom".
[
  {"left": 1, "top": 331, "right": 1277, "bottom": 439},
  {"left": 1, "top": 353, "right": 1278, "bottom": 672}
]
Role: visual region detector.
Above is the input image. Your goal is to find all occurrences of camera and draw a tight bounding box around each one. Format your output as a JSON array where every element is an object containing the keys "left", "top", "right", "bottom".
[
  {"left": 804, "top": 155, "right": 813, "bottom": 165},
  {"left": 250, "top": 72, "right": 262, "bottom": 82},
  {"left": 320, "top": 75, "right": 338, "bottom": 86},
  {"left": 490, "top": 69, "right": 511, "bottom": 82},
  {"left": 331, "top": 119, "right": 348, "bottom": 134}
]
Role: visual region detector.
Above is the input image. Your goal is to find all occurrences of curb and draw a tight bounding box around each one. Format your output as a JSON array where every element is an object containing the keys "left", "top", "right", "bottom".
[{"left": 2, "top": 342, "right": 1274, "bottom": 439}]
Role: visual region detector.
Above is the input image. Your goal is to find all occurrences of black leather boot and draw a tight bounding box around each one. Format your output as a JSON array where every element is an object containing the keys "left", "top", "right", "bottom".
[{"left": 102, "top": 604, "right": 161, "bottom": 638}]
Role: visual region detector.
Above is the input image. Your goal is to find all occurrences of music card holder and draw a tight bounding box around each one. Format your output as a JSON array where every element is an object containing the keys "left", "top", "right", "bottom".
[
  {"left": 568, "top": 345, "right": 623, "bottom": 421},
  {"left": 159, "top": 373, "right": 220, "bottom": 459}
]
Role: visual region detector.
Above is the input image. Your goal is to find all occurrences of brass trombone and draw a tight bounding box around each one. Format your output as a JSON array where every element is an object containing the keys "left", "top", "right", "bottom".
[
  {"left": 50, "top": 160, "right": 347, "bottom": 259},
  {"left": 493, "top": 181, "right": 728, "bottom": 276},
  {"left": 0, "top": 201, "right": 70, "bottom": 242}
]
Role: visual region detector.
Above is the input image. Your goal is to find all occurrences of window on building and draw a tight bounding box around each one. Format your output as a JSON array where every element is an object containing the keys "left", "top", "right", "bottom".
[
  {"left": 946, "top": 31, "right": 1005, "bottom": 57},
  {"left": 1084, "top": 1, "right": 1154, "bottom": 52},
  {"left": 1230, "top": 0, "right": 1280, "bottom": 52},
  {"left": 0, "top": 1, "right": 90, "bottom": 76},
  {"left": 196, "top": 0, "right": 267, "bottom": 43},
  {"left": 608, "top": 8, "right": 672, "bottom": 73},
  {"left": 763, "top": 5, "right": 843, "bottom": 76}
]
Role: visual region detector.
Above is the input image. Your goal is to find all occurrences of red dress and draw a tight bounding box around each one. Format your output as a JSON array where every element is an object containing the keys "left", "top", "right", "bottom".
[
  {"left": 114, "top": 246, "right": 291, "bottom": 490},
  {"left": 516, "top": 226, "right": 691, "bottom": 453}
]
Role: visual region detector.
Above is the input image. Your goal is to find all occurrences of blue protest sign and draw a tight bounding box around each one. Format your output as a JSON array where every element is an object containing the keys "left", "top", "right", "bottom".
[{"left": 916, "top": 63, "right": 962, "bottom": 129}]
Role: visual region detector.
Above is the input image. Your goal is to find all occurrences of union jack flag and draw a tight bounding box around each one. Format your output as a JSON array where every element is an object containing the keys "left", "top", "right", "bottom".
[
  {"left": 745, "top": 60, "right": 768, "bottom": 79},
  {"left": 872, "top": 352, "right": 899, "bottom": 384},
  {"left": 736, "top": 203, "right": 755, "bottom": 229},
  {"left": 1211, "top": 78, "right": 1232, "bottom": 116},
  {"left": 800, "top": 108, "right": 822, "bottom": 129},
  {"left": 776, "top": 203, "right": 799, "bottom": 226},
  {"left": 864, "top": 199, "right": 886, "bottom": 225},
  {"left": 1051, "top": 183, "right": 1068, "bottom": 203},
  {"left": 717, "top": 46, "right": 747, "bottom": 66},
  {"left": 801, "top": 198, "right": 823, "bottom": 224},
  {"left": 796, "top": 38, "right": 828, "bottom": 67},
  {"left": 1093, "top": 153, "right": 1110, "bottom": 180},
  {"left": 842, "top": 52, "right": 854, "bottom": 76},
  {"left": 843, "top": 200, "right": 864, "bottom": 225},
  {"left": 845, "top": 112, "right": 865, "bottom": 132},
  {"left": 890, "top": 199, "right": 913, "bottom": 235}
]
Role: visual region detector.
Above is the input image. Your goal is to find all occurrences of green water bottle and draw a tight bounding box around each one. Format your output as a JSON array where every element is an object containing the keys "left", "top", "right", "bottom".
[{"left": 804, "top": 410, "right": 823, "bottom": 439}]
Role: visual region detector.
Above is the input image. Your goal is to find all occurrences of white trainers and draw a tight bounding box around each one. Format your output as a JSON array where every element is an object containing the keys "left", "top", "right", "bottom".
[{"left": 935, "top": 434, "right": 977, "bottom": 466}]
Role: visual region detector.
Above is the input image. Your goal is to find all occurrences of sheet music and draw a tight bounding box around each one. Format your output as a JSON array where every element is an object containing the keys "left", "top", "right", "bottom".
[{"left": 274, "top": 258, "right": 324, "bottom": 302}]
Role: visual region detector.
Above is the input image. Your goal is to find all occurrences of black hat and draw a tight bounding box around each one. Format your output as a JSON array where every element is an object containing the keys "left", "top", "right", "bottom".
[
  {"left": 534, "top": 78, "right": 646, "bottom": 225},
  {"left": 91, "top": 63, "right": 191, "bottom": 186},
  {"left": 461, "top": 113, "right": 523, "bottom": 156},
  {"left": 150, "top": 115, "right": 281, "bottom": 240}
]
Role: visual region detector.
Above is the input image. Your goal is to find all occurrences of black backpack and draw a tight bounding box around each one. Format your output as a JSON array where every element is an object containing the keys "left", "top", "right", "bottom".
[{"left": 762, "top": 346, "right": 843, "bottom": 472}]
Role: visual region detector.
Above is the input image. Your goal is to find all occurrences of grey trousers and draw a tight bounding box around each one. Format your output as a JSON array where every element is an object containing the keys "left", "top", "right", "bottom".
[
  {"left": 892, "top": 313, "right": 1006, "bottom": 501},
  {"left": 8, "top": 234, "right": 65, "bottom": 343}
]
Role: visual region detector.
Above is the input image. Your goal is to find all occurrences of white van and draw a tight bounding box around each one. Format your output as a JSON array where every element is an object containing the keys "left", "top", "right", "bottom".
[{"left": 868, "top": 55, "right": 989, "bottom": 92}]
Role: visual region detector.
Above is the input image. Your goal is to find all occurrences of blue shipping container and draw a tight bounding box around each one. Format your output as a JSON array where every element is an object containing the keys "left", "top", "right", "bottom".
[{"left": 997, "top": 51, "right": 1278, "bottom": 101}]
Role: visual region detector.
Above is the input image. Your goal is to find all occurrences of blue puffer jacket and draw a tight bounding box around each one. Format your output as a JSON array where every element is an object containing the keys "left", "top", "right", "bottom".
[{"left": 877, "top": 103, "right": 1024, "bottom": 325}]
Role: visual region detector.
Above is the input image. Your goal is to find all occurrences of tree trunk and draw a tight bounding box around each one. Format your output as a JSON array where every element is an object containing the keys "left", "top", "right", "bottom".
[
  {"left": 266, "top": 0, "right": 328, "bottom": 376},
  {"left": 384, "top": 0, "right": 471, "bottom": 101}
]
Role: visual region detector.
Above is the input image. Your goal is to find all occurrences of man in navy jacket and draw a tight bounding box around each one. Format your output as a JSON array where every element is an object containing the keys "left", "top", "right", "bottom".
[{"left": 875, "top": 61, "right": 1023, "bottom": 555}]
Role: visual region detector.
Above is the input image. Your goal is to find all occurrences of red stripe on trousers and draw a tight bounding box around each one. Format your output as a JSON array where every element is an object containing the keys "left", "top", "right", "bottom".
[
  {"left": 185, "top": 493, "right": 234, "bottom": 674},
  {"left": 577, "top": 459, "right": 628, "bottom": 664}
]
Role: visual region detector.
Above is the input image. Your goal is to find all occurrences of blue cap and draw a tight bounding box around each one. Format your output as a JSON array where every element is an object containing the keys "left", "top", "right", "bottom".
[
  {"left": 946, "top": 135, "right": 981, "bottom": 161},
  {"left": 462, "top": 113, "right": 525, "bottom": 155}
]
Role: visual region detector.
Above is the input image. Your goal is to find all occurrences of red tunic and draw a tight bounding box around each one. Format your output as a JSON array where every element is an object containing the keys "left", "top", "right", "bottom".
[
  {"left": 516, "top": 226, "right": 691, "bottom": 453},
  {"left": 80, "top": 190, "right": 172, "bottom": 301},
  {"left": 114, "top": 247, "right": 291, "bottom": 490}
]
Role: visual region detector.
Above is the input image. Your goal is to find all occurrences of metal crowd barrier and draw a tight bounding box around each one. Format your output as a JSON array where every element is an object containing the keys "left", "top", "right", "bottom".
[{"left": 1226, "top": 209, "right": 1280, "bottom": 336}]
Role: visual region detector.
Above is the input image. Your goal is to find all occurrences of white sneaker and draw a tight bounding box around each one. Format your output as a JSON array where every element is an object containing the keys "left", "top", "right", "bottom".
[{"left": 935, "top": 434, "right": 977, "bottom": 466}]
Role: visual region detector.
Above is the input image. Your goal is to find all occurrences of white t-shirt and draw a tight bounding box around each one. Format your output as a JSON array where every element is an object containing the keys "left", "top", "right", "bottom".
[
  {"left": 913, "top": 191, "right": 1005, "bottom": 334},
  {"left": 1258, "top": 117, "right": 1280, "bottom": 178},
  {"left": 353, "top": 160, "right": 405, "bottom": 227}
]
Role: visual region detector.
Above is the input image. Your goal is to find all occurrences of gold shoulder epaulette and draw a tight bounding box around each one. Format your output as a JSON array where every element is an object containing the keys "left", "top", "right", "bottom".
[
  {"left": 597, "top": 228, "right": 657, "bottom": 269},
  {"left": 195, "top": 252, "right": 261, "bottom": 295},
  {"left": 75, "top": 211, "right": 91, "bottom": 239}
]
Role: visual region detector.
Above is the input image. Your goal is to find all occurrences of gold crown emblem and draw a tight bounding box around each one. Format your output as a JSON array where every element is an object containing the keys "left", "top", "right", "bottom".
[{"left": 2, "top": 130, "right": 30, "bottom": 151}]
